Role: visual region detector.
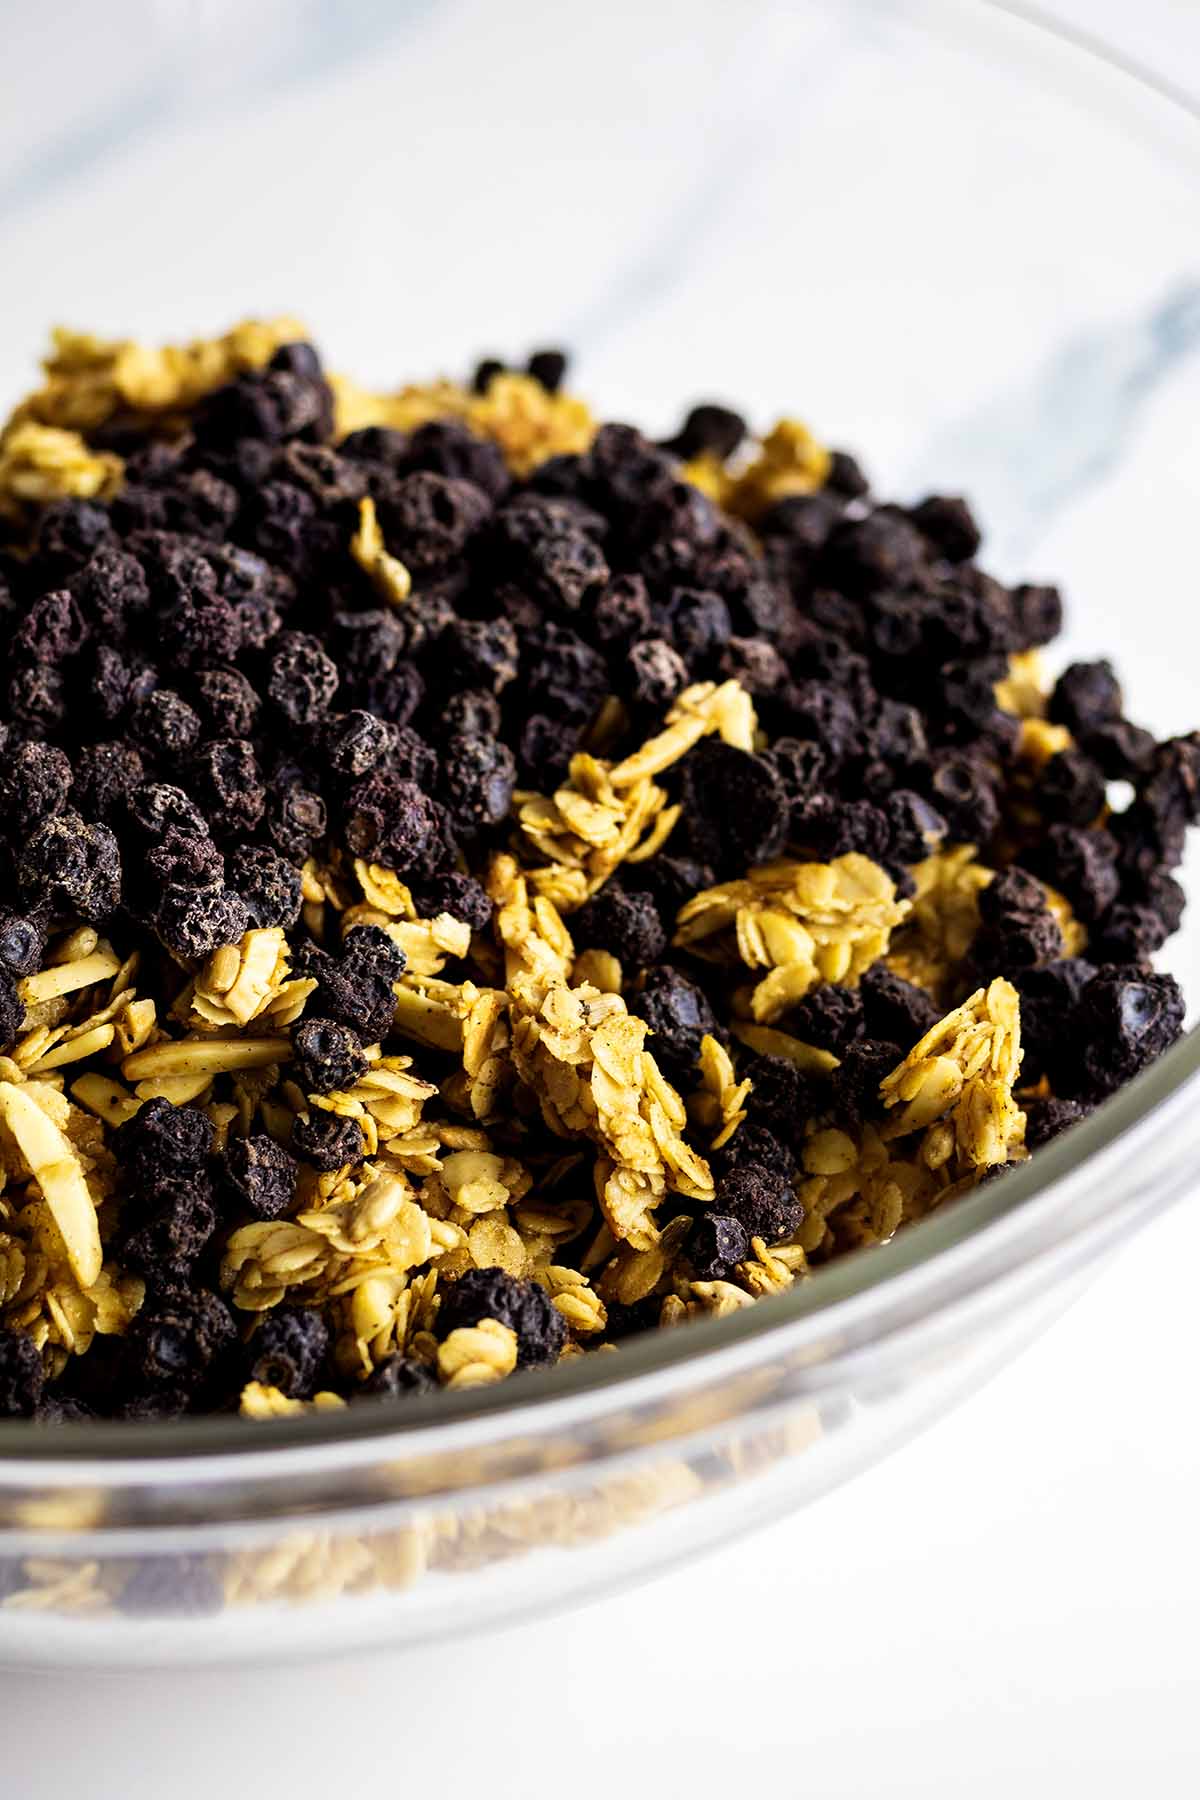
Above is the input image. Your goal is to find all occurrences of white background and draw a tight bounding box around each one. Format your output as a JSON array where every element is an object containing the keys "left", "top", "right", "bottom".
[{"left": 3, "top": 2, "right": 1200, "bottom": 1794}]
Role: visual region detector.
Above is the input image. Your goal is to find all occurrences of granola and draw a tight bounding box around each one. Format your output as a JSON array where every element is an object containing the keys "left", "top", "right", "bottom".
[{"left": 0, "top": 318, "right": 1189, "bottom": 1427}]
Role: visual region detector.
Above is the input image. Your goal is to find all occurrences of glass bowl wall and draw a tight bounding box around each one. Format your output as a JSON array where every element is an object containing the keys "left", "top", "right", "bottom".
[{"left": 0, "top": 0, "right": 1198, "bottom": 1667}]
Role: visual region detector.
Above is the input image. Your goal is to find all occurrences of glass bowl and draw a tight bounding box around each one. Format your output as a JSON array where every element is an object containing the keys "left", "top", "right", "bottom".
[{"left": 1, "top": 0, "right": 1199, "bottom": 1668}]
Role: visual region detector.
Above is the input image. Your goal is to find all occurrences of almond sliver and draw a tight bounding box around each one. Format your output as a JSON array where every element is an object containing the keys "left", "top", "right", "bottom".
[{"left": 0, "top": 1080, "right": 102, "bottom": 1288}]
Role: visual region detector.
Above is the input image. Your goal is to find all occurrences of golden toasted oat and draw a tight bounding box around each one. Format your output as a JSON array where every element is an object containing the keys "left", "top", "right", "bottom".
[
  {"left": 677, "top": 853, "right": 910, "bottom": 1021},
  {"left": 350, "top": 495, "right": 413, "bottom": 605}
]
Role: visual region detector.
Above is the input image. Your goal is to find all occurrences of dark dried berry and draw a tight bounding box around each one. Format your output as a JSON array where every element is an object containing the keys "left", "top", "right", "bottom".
[
  {"left": 193, "top": 363, "right": 332, "bottom": 449},
  {"left": 831, "top": 1039, "right": 901, "bottom": 1130},
  {"left": 885, "top": 790, "right": 947, "bottom": 864},
  {"left": 227, "top": 844, "right": 302, "bottom": 928},
  {"left": 662, "top": 403, "right": 747, "bottom": 462},
  {"left": 265, "top": 782, "right": 327, "bottom": 861},
  {"left": 1088, "top": 902, "right": 1170, "bottom": 965},
  {"left": 927, "top": 752, "right": 1000, "bottom": 843},
  {"left": 362, "top": 1354, "right": 438, "bottom": 1398},
  {"left": 121, "top": 1179, "right": 218, "bottom": 1279},
  {"left": 291, "top": 1018, "right": 367, "bottom": 1095},
  {"left": 795, "top": 796, "right": 890, "bottom": 863},
  {"left": 385, "top": 725, "right": 440, "bottom": 793},
  {"left": 116, "top": 1097, "right": 214, "bottom": 1174},
  {"left": 405, "top": 418, "right": 509, "bottom": 498},
  {"left": 379, "top": 471, "right": 491, "bottom": 570},
  {"left": 411, "top": 871, "right": 493, "bottom": 933},
  {"left": 144, "top": 827, "right": 224, "bottom": 894},
  {"left": 247, "top": 1308, "right": 329, "bottom": 1399},
  {"left": 859, "top": 967, "right": 940, "bottom": 1047},
  {"left": 72, "top": 741, "right": 145, "bottom": 824},
  {"left": 626, "top": 636, "right": 689, "bottom": 710},
  {"left": 440, "top": 688, "right": 502, "bottom": 740},
  {"left": 323, "top": 709, "right": 394, "bottom": 779},
  {"left": 444, "top": 616, "right": 519, "bottom": 694},
  {"left": 0, "top": 972, "right": 23, "bottom": 1052},
  {"left": 632, "top": 966, "right": 718, "bottom": 1084},
  {"left": 590, "top": 574, "right": 652, "bottom": 649},
  {"left": 266, "top": 630, "right": 339, "bottom": 725},
  {"left": 11, "top": 587, "right": 88, "bottom": 662},
  {"left": 343, "top": 771, "right": 448, "bottom": 874},
  {"left": 715, "top": 1121, "right": 799, "bottom": 1183},
  {"left": 1023, "top": 1097, "right": 1091, "bottom": 1150},
  {"left": 126, "top": 781, "right": 209, "bottom": 843},
  {"left": 155, "top": 884, "right": 249, "bottom": 962},
  {"left": 191, "top": 666, "right": 261, "bottom": 741},
  {"left": 18, "top": 811, "right": 122, "bottom": 920},
  {"left": 128, "top": 688, "right": 203, "bottom": 760},
  {"left": 681, "top": 740, "right": 788, "bottom": 871},
  {"left": 972, "top": 867, "right": 1064, "bottom": 974},
  {"left": 1048, "top": 660, "right": 1122, "bottom": 736},
  {"left": 1010, "top": 582, "right": 1063, "bottom": 649},
  {"left": 439, "top": 732, "right": 517, "bottom": 834},
  {"left": 1133, "top": 867, "right": 1186, "bottom": 935},
  {"left": 221, "top": 1134, "right": 299, "bottom": 1221},
  {"left": 524, "top": 623, "right": 608, "bottom": 725},
  {"left": 0, "top": 1328, "right": 44, "bottom": 1418},
  {"left": 1039, "top": 748, "right": 1107, "bottom": 827},
  {"left": 662, "top": 585, "right": 732, "bottom": 665},
  {"left": 1024, "top": 823, "right": 1120, "bottom": 924},
  {"left": 715, "top": 1163, "right": 802, "bottom": 1245},
  {"left": 292, "top": 1111, "right": 366, "bottom": 1172},
  {"left": 910, "top": 494, "right": 982, "bottom": 562},
  {"left": 123, "top": 1287, "right": 236, "bottom": 1396},
  {"left": 309, "top": 959, "right": 398, "bottom": 1046},
  {"left": 1011, "top": 958, "right": 1095, "bottom": 1087},
  {"left": 492, "top": 497, "right": 609, "bottom": 615},
  {"left": 330, "top": 606, "right": 408, "bottom": 690},
  {"left": 516, "top": 712, "right": 575, "bottom": 788},
  {"left": 526, "top": 348, "right": 568, "bottom": 392},
  {"left": 436, "top": 1267, "right": 566, "bottom": 1369},
  {"left": 686, "top": 1212, "right": 750, "bottom": 1280},
  {"left": 190, "top": 739, "right": 266, "bottom": 836},
  {"left": 159, "top": 588, "right": 244, "bottom": 671},
  {"left": 1082, "top": 717, "right": 1156, "bottom": 781},
  {"left": 822, "top": 508, "right": 927, "bottom": 596},
  {"left": 742, "top": 1054, "right": 818, "bottom": 1151},
  {"left": 33, "top": 498, "right": 113, "bottom": 578},
  {"left": 825, "top": 449, "right": 870, "bottom": 497},
  {"left": 0, "top": 740, "right": 72, "bottom": 833},
  {"left": 720, "top": 635, "right": 789, "bottom": 696},
  {"left": 1072, "top": 967, "right": 1184, "bottom": 1099},
  {"left": 572, "top": 885, "right": 666, "bottom": 971},
  {"left": 0, "top": 910, "right": 48, "bottom": 979},
  {"left": 788, "top": 984, "right": 864, "bottom": 1055},
  {"left": 623, "top": 853, "right": 714, "bottom": 927},
  {"left": 7, "top": 661, "right": 65, "bottom": 731},
  {"left": 344, "top": 924, "right": 407, "bottom": 982}
]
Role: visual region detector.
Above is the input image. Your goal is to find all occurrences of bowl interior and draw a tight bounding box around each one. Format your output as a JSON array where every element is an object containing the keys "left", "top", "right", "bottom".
[{"left": 0, "top": 0, "right": 1199, "bottom": 1466}]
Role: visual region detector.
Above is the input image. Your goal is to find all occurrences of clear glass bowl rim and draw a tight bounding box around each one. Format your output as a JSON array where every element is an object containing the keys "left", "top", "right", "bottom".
[{"left": 1, "top": 0, "right": 1198, "bottom": 1484}]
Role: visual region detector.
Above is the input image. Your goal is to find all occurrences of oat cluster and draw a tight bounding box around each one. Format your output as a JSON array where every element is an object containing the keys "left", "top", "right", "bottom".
[{"left": 0, "top": 320, "right": 1192, "bottom": 1425}]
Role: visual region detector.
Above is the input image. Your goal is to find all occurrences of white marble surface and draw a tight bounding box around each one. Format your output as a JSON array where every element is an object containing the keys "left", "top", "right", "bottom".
[{"left": 1, "top": 1, "right": 1199, "bottom": 1793}]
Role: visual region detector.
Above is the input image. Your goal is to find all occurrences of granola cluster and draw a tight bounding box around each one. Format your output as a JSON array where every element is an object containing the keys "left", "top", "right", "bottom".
[{"left": 0, "top": 320, "right": 1191, "bottom": 1424}]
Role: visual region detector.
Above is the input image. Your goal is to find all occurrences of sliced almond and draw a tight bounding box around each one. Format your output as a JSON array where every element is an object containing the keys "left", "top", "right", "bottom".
[
  {"left": 122, "top": 1036, "right": 291, "bottom": 1079},
  {"left": 19, "top": 947, "right": 122, "bottom": 1008},
  {"left": 0, "top": 1080, "right": 102, "bottom": 1287}
]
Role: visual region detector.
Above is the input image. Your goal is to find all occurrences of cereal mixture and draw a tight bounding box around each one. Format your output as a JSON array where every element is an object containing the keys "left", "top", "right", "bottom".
[{"left": 0, "top": 319, "right": 1191, "bottom": 1426}]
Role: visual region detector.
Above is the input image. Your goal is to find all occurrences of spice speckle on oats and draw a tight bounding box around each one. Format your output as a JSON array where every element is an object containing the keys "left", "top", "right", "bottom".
[{"left": 0, "top": 317, "right": 1192, "bottom": 1422}]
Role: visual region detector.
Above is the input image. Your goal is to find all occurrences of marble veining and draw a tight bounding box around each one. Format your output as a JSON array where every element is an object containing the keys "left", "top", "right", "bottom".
[
  {"left": 908, "top": 280, "right": 1200, "bottom": 563},
  {"left": 0, "top": 0, "right": 437, "bottom": 222},
  {"left": 0, "top": 0, "right": 1196, "bottom": 575}
]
